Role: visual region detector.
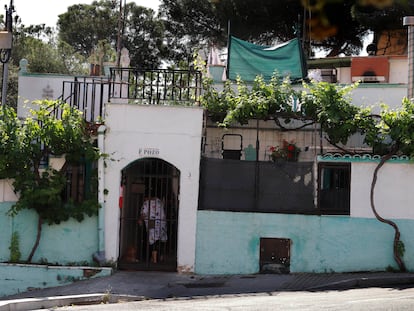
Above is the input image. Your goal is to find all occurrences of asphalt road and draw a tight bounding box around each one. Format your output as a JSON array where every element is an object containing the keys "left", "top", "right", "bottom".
[{"left": 54, "top": 286, "right": 414, "bottom": 311}]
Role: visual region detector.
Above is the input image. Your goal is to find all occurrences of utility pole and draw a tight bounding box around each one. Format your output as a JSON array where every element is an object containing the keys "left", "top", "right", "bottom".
[
  {"left": 116, "top": 0, "right": 126, "bottom": 67},
  {"left": 0, "top": 0, "right": 13, "bottom": 107}
]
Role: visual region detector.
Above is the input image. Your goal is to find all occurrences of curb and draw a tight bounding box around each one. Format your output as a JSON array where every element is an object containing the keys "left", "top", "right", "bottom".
[
  {"left": 0, "top": 294, "right": 144, "bottom": 311},
  {"left": 1, "top": 274, "right": 414, "bottom": 310},
  {"left": 306, "top": 276, "right": 414, "bottom": 291}
]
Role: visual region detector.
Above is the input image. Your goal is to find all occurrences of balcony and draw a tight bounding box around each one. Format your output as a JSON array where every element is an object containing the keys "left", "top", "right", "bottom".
[{"left": 55, "top": 68, "right": 202, "bottom": 123}]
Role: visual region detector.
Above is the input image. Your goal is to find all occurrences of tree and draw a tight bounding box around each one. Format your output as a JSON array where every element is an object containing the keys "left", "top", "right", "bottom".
[
  {"left": 159, "top": 0, "right": 367, "bottom": 58},
  {"left": 159, "top": 0, "right": 223, "bottom": 65},
  {"left": 12, "top": 23, "right": 87, "bottom": 74},
  {"left": 57, "top": 0, "right": 118, "bottom": 59},
  {"left": 352, "top": 1, "right": 414, "bottom": 55},
  {"left": 304, "top": 1, "right": 369, "bottom": 56},
  {"left": 160, "top": 0, "right": 414, "bottom": 58},
  {"left": 1, "top": 22, "right": 88, "bottom": 108},
  {"left": 0, "top": 101, "right": 101, "bottom": 263},
  {"left": 122, "top": 3, "right": 166, "bottom": 68},
  {"left": 58, "top": 0, "right": 167, "bottom": 69}
]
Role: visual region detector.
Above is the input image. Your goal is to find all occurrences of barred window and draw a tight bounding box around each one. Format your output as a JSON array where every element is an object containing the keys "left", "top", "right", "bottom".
[
  {"left": 318, "top": 163, "right": 351, "bottom": 215},
  {"left": 61, "top": 161, "right": 97, "bottom": 203}
]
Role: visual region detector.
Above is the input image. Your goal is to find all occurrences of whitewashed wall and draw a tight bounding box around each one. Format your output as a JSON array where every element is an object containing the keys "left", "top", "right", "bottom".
[
  {"left": 351, "top": 85, "right": 407, "bottom": 111},
  {"left": 0, "top": 179, "right": 17, "bottom": 202},
  {"left": 389, "top": 57, "right": 408, "bottom": 84},
  {"left": 337, "top": 67, "right": 352, "bottom": 84},
  {"left": 103, "top": 103, "right": 204, "bottom": 272},
  {"left": 351, "top": 162, "right": 414, "bottom": 220},
  {"left": 17, "top": 74, "right": 70, "bottom": 118}
]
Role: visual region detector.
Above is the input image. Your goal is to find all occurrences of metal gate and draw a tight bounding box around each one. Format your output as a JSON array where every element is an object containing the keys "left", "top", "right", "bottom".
[{"left": 118, "top": 158, "right": 180, "bottom": 271}]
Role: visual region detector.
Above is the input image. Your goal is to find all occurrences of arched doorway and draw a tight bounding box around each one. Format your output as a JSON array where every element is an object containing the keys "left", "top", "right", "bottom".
[{"left": 118, "top": 158, "right": 180, "bottom": 271}]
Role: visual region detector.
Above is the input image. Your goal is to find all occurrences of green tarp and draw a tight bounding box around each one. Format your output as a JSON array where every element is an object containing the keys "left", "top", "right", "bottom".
[{"left": 228, "top": 36, "right": 307, "bottom": 82}]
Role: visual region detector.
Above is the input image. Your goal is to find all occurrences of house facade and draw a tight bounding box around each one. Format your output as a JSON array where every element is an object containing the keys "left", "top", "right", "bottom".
[{"left": 2, "top": 54, "right": 413, "bottom": 275}]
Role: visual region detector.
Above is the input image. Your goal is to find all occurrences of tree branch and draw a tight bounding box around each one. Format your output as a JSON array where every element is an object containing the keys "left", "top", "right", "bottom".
[
  {"left": 27, "top": 216, "right": 42, "bottom": 263},
  {"left": 370, "top": 150, "right": 406, "bottom": 271},
  {"left": 324, "top": 137, "right": 357, "bottom": 154}
]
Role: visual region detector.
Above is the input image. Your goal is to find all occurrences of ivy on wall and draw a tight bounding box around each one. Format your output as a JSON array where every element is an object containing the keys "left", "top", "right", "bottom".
[{"left": 201, "top": 75, "right": 414, "bottom": 158}]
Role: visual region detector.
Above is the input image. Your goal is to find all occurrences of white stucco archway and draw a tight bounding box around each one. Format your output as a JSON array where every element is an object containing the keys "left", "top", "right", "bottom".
[
  {"left": 119, "top": 157, "right": 180, "bottom": 270},
  {"left": 101, "top": 103, "right": 204, "bottom": 272}
]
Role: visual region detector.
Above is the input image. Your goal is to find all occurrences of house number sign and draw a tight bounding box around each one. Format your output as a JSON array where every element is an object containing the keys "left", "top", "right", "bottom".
[{"left": 139, "top": 147, "right": 160, "bottom": 156}]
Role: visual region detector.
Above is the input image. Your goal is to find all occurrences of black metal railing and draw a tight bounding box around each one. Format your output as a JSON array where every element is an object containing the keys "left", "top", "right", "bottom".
[
  {"left": 55, "top": 76, "right": 110, "bottom": 123},
  {"left": 54, "top": 68, "right": 202, "bottom": 124},
  {"left": 48, "top": 77, "right": 107, "bottom": 122},
  {"left": 109, "top": 68, "right": 202, "bottom": 106}
]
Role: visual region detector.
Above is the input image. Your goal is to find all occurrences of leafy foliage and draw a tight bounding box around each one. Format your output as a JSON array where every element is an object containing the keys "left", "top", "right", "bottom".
[
  {"left": 159, "top": 0, "right": 414, "bottom": 58},
  {"left": 58, "top": 0, "right": 167, "bottom": 69},
  {"left": 0, "top": 101, "right": 101, "bottom": 262},
  {"left": 57, "top": 0, "right": 118, "bottom": 59},
  {"left": 201, "top": 75, "right": 302, "bottom": 125},
  {"left": 9, "top": 231, "right": 21, "bottom": 263},
  {"left": 201, "top": 74, "right": 414, "bottom": 157},
  {"left": 122, "top": 3, "right": 166, "bottom": 68},
  {"left": 159, "top": 0, "right": 223, "bottom": 64},
  {"left": 12, "top": 23, "right": 87, "bottom": 75},
  {"left": 1, "top": 101, "right": 100, "bottom": 220}
]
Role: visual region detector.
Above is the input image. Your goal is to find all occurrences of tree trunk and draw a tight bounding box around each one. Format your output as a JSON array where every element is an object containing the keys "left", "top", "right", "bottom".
[
  {"left": 370, "top": 153, "right": 406, "bottom": 271},
  {"left": 27, "top": 216, "right": 43, "bottom": 263}
]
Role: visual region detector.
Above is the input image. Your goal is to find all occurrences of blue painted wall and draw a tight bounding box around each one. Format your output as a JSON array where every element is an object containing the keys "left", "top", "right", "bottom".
[
  {"left": 195, "top": 211, "right": 414, "bottom": 274},
  {"left": 0, "top": 202, "right": 99, "bottom": 264}
]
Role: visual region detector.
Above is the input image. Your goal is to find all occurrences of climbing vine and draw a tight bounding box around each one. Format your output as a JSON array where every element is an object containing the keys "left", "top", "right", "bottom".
[
  {"left": 201, "top": 74, "right": 414, "bottom": 157},
  {"left": 201, "top": 74, "right": 414, "bottom": 271},
  {"left": 0, "top": 100, "right": 101, "bottom": 263}
]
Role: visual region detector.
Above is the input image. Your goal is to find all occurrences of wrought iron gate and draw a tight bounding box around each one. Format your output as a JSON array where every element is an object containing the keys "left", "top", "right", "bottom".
[{"left": 118, "top": 158, "right": 180, "bottom": 271}]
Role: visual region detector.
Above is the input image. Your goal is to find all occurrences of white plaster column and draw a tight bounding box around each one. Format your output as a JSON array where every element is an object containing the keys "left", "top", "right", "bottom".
[
  {"left": 403, "top": 16, "right": 414, "bottom": 99},
  {"left": 97, "top": 125, "right": 107, "bottom": 255}
]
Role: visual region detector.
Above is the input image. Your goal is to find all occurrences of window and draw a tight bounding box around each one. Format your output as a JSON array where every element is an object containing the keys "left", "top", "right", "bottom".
[
  {"left": 318, "top": 163, "right": 351, "bottom": 215},
  {"left": 62, "top": 161, "right": 97, "bottom": 203}
]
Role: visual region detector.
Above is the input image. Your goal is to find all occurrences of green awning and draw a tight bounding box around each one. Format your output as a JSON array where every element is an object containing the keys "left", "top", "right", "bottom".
[{"left": 228, "top": 36, "right": 307, "bottom": 82}]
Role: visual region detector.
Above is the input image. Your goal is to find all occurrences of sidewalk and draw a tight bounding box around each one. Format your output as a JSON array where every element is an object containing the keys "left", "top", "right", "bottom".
[{"left": 1, "top": 271, "right": 414, "bottom": 310}]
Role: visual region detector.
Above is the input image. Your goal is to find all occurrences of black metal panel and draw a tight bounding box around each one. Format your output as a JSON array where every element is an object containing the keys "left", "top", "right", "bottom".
[
  {"left": 199, "top": 158, "right": 256, "bottom": 211},
  {"left": 198, "top": 158, "right": 315, "bottom": 214},
  {"left": 258, "top": 162, "right": 315, "bottom": 213}
]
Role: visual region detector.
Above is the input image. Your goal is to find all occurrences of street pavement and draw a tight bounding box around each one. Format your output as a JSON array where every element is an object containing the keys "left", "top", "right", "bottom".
[{"left": 1, "top": 270, "right": 414, "bottom": 310}]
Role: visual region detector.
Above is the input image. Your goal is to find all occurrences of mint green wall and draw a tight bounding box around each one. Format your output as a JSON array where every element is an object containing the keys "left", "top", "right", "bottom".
[
  {"left": 0, "top": 264, "right": 112, "bottom": 297},
  {"left": 0, "top": 202, "right": 99, "bottom": 264},
  {"left": 196, "top": 211, "right": 414, "bottom": 274}
]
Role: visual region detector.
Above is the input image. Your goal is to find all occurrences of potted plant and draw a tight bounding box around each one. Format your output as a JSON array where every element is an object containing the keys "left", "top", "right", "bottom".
[{"left": 269, "top": 140, "right": 301, "bottom": 162}]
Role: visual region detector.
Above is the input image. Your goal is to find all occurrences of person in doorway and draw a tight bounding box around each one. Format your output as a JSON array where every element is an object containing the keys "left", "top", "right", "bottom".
[{"left": 138, "top": 196, "right": 167, "bottom": 263}]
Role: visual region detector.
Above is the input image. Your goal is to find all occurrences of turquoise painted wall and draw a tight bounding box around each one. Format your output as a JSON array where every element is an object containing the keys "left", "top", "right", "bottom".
[
  {"left": 0, "top": 202, "right": 99, "bottom": 264},
  {"left": 195, "top": 211, "right": 414, "bottom": 274},
  {"left": 0, "top": 264, "right": 112, "bottom": 297}
]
